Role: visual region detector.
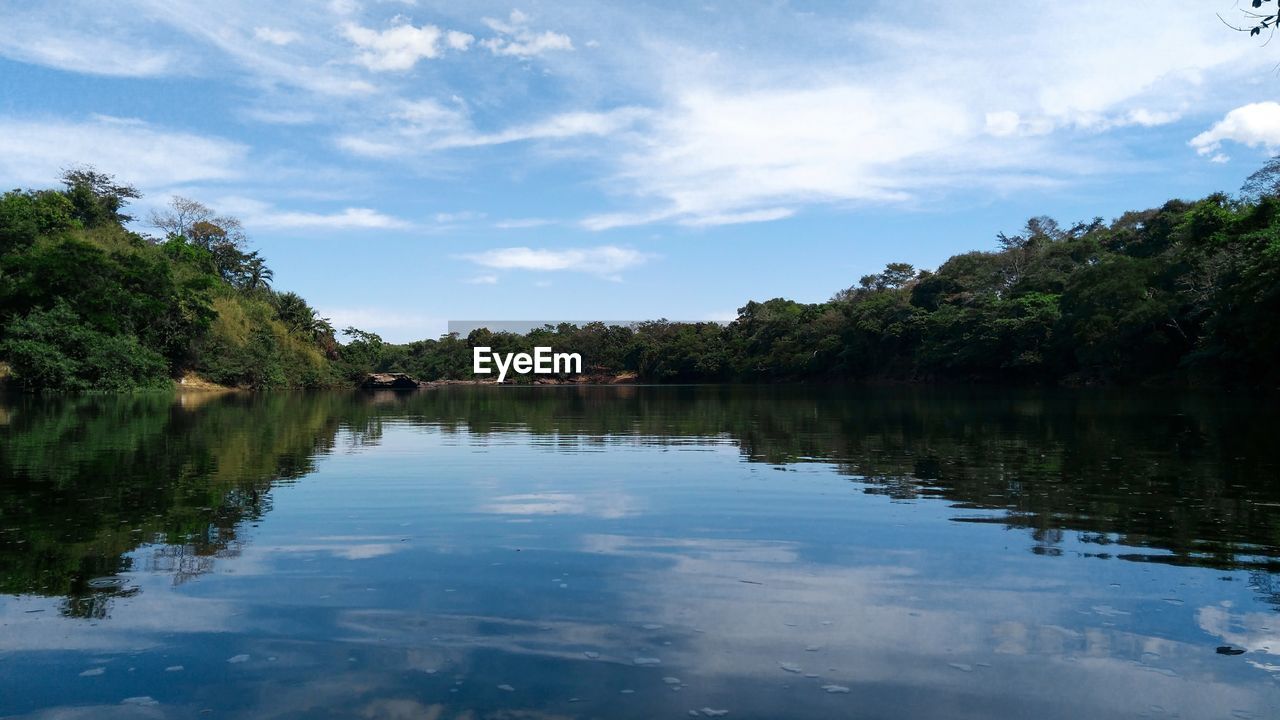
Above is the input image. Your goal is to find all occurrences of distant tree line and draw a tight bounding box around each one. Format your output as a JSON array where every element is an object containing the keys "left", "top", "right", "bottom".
[
  {"left": 1, "top": 166, "right": 1279, "bottom": 390},
  {"left": 367, "top": 191, "right": 1280, "bottom": 387}
]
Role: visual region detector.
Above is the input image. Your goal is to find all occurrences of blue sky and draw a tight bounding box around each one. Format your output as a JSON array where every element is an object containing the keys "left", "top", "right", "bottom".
[{"left": 2, "top": 0, "right": 1279, "bottom": 341}]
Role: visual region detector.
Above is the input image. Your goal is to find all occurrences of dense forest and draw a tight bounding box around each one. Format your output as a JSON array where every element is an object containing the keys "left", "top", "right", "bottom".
[
  {"left": 373, "top": 182, "right": 1280, "bottom": 388},
  {"left": 1, "top": 166, "right": 1278, "bottom": 391},
  {"left": 0, "top": 169, "right": 350, "bottom": 390}
]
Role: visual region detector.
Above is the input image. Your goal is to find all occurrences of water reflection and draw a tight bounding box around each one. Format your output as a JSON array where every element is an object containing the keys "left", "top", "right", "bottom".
[{"left": 0, "top": 386, "right": 1278, "bottom": 718}]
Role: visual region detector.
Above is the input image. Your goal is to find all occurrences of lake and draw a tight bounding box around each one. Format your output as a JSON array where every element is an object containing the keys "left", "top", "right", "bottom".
[{"left": 1, "top": 386, "right": 1278, "bottom": 719}]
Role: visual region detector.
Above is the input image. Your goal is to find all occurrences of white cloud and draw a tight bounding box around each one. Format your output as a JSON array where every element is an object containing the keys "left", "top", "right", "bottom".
[
  {"left": 220, "top": 197, "right": 411, "bottom": 230},
  {"left": 434, "top": 210, "right": 485, "bottom": 223},
  {"left": 495, "top": 217, "right": 554, "bottom": 229},
  {"left": 573, "top": 1, "right": 1259, "bottom": 228},
  {"left": 343, "top": 20, "right": 471, "bottom": 71},
  {"left": 335, "top": 136, "right": 403, "bottom": 158},
  {"left": 454, "top": 108, "right": 643, "bottom": 148},
  {"left": 1124, "top": 108, "right": 1181, "bottom": 128},
  {"left": 583, "top": 85, "right": 962, "bottom": 228},
  {"left": 0, "top": 115, "right": 247, "bottom": 190},
  {"left": 259, "top": 207, "right": 409, "bottom": 229},
  {"left": 0, "top": 31, "right": 175, "bottom": 77},
  {"left": 393, "top": 98, "right": 470, "bottom": 133},
  {"left": 679, "top": 207, "right": 794, "bottom": 227},
  {"left": 329, "top": 0, "right": 361, "bottom": 15},
  {"left": 336, "top": 105, "right": 644, "bottom": 157},
  {"left": 465, "top": 274, "right": 499, "bottom": 284},
  {"left": 579, "top": 209, "right": 674, "bottom": 232},
  {"left": 253, "top": 26, "right": 301, "bottom": 46},
  {"left": 984, "top": 111, "right": 1022, "bottom": 138},
  {"left": 460, "top": 246, "right": 650, "bottom": 276},
  {"left": 1190, "top": 102, "right": 1280, "bottom": 156},
  {"left": 1, "top": 1, "right": 1269, "bottom": 236},
  {"left": 480, "top": 10, "right": 573, "bottom": 57},
  {"left": 445, "top": 30, "right": 475, "bottom": 51}
]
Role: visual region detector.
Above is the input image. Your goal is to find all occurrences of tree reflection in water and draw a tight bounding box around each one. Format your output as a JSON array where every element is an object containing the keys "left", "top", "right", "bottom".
[{"left": 1, "top": 385, "right": 1278, "bottom": 618}]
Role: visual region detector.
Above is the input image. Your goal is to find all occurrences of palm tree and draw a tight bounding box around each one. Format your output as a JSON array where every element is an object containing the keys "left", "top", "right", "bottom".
[
  {"left": 273, "top": 291, "right": 312, "bottom": 330},
  {"left": 242, "top": 252, "right": 274, "bottom": 292}
]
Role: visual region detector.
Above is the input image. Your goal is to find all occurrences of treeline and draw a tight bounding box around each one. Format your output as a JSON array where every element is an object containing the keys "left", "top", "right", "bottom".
[
  {"left": 3, "top": 168, "right": 1279, "bottom": 390},
  {"left": 0, "top": 169, "right": 376, "bottom": 390},
  {"left": 366, "top": 191, "right": 1280, "bottom": 387}
]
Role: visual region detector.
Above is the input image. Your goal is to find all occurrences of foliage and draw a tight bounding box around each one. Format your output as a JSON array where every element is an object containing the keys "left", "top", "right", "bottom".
[
  {"left": 0, "top": 172, "right": 339, "bottom": 391},
  {"left": 4, "top": 165, "right": 1280, "bottom": 391},
  {"left": 0, "top": 302, "right": 169, "bottom": 391},
  {"left": 359, "top": 189, "right": 1280, "bottom": 388}
]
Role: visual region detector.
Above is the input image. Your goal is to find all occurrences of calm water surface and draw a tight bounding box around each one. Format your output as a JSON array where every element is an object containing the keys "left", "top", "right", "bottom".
[{"left": 1, "top": 386, "right": 1278, "bottom": 719}]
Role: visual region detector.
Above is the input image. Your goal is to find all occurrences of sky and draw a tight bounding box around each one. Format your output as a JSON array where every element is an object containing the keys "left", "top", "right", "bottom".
[{"left": 2, "top": 1, "right": 1280, "bottom": 342}]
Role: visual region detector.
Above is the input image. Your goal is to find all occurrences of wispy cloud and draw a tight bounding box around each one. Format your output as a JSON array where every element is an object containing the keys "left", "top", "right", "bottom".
[
  {"left": 0, "top": 32, "right": 176, "bottom": 77},
  {"left": 0, "top": 0, "right": 1271, "bottom": 237},
  {"left": 253, "top": 26, "right": 301, "bottom": 46},
  {"left": 460, "top": 246, "right": 650, "bottom": 278},
  {"left": 434, "top": 210, "right": 485, "bottom": 224},
  {"left": 480, "top": 10, "right": 573, "bottom": 58},
  {"left": 0, "top": 4, "right": 180, "bottom": 78},
  {"left": 574, "top": 1, "right": 1258, "bottom": 228},
  {"left": 679, "top": 208, "right": 795, "bottom": 228},
  {"left": 495, "top": 218, "right": 555, "bottom": 229},
  {"left": 336, "top": 104, "right": 645, "bottom": 157},
  {"left": 0, "top": 115, "right": 246, "bottom": 190},
  {"left": 219, "top": 197, "right": 411, "bottom": 230}
]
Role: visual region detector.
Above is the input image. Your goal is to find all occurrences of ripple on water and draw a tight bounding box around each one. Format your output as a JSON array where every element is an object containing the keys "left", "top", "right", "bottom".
[{"left": 86, "top": 577, "right": 125, "bottom": 590}]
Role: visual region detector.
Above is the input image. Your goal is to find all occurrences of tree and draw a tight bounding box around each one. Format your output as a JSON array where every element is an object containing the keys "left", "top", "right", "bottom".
[
  {"left": 1240, "top": 157, "right": 1280, "bottom": 201},
  {"left": 150, "top": 195, "right": 247, "bottom": 254},
  {"left": 0, "top": 189, "right": 75, "bottom": 252},
  {"left": 241, "top": 252, "right": 274, "bottom": 292},
  {"left": 273, "top": 291, "right": 331, "bottom": 339},
  {"left": 149, "top": 196, "right": 214, "bottom": 239},
  {"left": 1, "top": 301, "right": 169, "bottom": 391},
  {"left": 338, "top": 327, "right": 386, "bottom": 379},
  {"left": 59, "top": 167, "right": 140, "bottom": 226}
]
